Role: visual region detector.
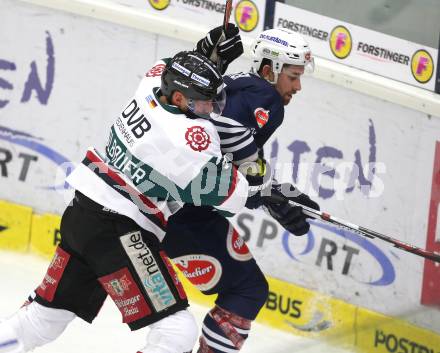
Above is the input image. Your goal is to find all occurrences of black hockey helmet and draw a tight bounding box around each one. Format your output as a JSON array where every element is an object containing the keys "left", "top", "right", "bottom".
[{"left": 161, "top": 51, "right": 226, "bottom": 119}]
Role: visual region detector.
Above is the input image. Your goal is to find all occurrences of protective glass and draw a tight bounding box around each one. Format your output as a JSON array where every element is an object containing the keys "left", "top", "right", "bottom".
[{"left": 187, "top": 89, "right": 226, "bottom": 120}]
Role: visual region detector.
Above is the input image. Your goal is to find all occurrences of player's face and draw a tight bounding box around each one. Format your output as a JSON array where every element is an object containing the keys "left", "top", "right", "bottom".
[
  {"left": 179, "top": 89, "right": 226, "bottom": 119},
  {"left": 176, "top": 95, "right": 214, "bottom": 115},
  {"left": 275, "top": 65, "right": 305, "bottom": 105},
  {"left": 193, "top": 100, "right": 214, "bottom": 115}
]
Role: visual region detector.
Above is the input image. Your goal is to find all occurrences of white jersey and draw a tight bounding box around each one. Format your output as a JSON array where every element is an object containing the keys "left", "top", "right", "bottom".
[{"left": 67, "top": 59, "right": 249, "bottom": 241}]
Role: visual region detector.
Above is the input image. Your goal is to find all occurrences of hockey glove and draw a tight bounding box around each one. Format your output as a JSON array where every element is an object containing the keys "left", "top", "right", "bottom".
[
  {"left": 196, "top": 24, "right": 243, "bottom": 74},
  {"left": 240, "top": 158, "right": 272, "bottom": 209},
  {"left": 271, "top": 182, "right": 320, "bottom": 211},
  {"left": 263, "top": 183, "right": 320, "bottom": 236}
]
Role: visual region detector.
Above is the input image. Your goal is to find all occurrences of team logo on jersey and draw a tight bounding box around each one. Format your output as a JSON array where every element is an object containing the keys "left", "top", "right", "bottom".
[
  {"left": 49, "top": 252, "right": 65, "bottom": 270},
  {"left": 226, "top": 225, "right": 252, "bottom": 261},
  {"left": 148, "top": 0, "right": 170, "bottom": 11},
  {"left": 36, "top": 247, "right": 71, "bottom": 302},
  {"left": 104, "top": 275, "right": 132, "bottom": 297},
  {"left": 235, "top": 0, "right": 259, "bottom": 32},
  {"left": 411, "top": 49, "right": 434, "bottom": 83},
  {"left": 185, "top": 126, "right": 211, "bottom": 152},
  {"left": 329, "top": 26, "right": 352, "bottom": 59},
  {"left": 146, "top": 63, "right": 166, "bottom": 77},
  {"left": 173, "top": 254, "right": 222, "bottom": 291},
  {"left": 254, "top": 108, "right": 269, "bottom": 128},
  {"left": 99, "top": 268, "right": 152, "bottom": 323}
]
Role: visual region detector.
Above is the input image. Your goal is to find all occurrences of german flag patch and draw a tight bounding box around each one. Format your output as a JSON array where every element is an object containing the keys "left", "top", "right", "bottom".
[{"left": 146, "top": 95, "right": 157, "bottom": 109}]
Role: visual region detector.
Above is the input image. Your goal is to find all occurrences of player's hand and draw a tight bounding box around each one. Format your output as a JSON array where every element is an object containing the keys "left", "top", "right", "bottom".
[
  {"left": 196, "top": 24, "right": 243, "bottom": 74},
  {"left": 271, "top": 182, "right": 320, "bottom": 211},
  {"left": 265, "top": 201, "right": 310, "bottom": 235},
  {"left": 241, "top": 158, "right": 272, "bottom": 209},
  {"left": 262, "top": 183, "right": 319, "bottom": 236}
]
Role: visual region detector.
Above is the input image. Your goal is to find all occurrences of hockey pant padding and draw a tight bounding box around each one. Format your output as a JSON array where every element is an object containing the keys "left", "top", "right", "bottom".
[
  {"left": 214, "top": 265, "right": 268, "bottom": 321},
  {"left": 198, "top": 306, "right": 251, "bottom": 353},
  {"left": 0, "top": 302, "right": 75, "bottom": 352},
  {"left": 138, "top": 309, "right": 198, "bottom": 353},
  {"left": 164, "top": 205, "right": 269, "bottom": 320}
]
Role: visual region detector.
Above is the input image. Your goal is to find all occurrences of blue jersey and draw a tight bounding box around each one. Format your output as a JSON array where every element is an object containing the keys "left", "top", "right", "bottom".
[{"left": 210, "top": 72, "right": 284, "bottom": 162}]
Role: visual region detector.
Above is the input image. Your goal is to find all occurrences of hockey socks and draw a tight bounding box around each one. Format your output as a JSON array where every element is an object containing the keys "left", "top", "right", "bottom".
[{"left": 198, "top": 306, "right": 251, "bottom": 353}]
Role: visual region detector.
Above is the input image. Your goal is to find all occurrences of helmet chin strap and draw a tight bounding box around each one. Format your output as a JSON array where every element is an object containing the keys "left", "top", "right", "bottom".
[
  {"left": 252, "top": 67, "right": 278, "bottom": 85},
  {"left": 268, "top": 71, "right": 278, "bottom": 85}
]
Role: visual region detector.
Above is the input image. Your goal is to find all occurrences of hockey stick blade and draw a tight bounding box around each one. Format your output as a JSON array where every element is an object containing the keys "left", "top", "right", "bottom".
[{"left": 265, "top": 194, "right": 440, "bottom": 263}]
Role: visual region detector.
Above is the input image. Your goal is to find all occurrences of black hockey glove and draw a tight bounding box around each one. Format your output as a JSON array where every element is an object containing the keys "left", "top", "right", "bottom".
[
  {"left": 240, "top": 158, "right": 272, "bottom": 209},
  {"left": 195, "top": 24, "right": 243, "bottom": 74},
  {"left": 271, "top": 182, "right": 320, "bottom": 211},
  {"left": 263, "top": 183, "right": 320, "bottom": 236}
]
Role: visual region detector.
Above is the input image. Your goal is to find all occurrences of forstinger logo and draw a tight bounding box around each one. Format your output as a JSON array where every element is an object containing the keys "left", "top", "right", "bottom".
[
  {"left": 329, "top": 26, "right": 352, "bottom": 59},
  {"left": 148, "top": 0, "right": 170, "bottom": 11},
  {"left": 235, "top": 0, "right": 259, "bottom": 32},
  {"left": 411, "top": 49, "right": 434, "bottom": 83}
]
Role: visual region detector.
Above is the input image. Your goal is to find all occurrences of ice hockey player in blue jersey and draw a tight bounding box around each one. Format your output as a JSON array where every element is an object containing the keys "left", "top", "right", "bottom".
[{"left": 163, "top": 26, "right": 321, "bottom": 353}]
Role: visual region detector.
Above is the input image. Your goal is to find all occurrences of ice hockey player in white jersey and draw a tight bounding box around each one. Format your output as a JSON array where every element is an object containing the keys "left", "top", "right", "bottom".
[{"left": 0, "top": 51, "right": 264, "bottom": 353}]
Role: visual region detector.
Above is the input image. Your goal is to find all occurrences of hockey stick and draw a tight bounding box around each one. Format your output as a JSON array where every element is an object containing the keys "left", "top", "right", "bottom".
[
  {"left": 216, "top": 0, "right": 233, "bottom": 73},
  {"left": 223, "top": 0, "right": 233, "bottom": 31},
  {"left": 266, "top": 194, "right": 440, "bottom": 263}
]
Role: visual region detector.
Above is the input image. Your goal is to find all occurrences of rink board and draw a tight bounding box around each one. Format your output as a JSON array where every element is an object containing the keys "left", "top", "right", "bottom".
[
  {"left": 0, "top": 201, "right": 32, "bottom": 252},
  {"left": 30, "top": 213, "right": 62, "bottom": 258},
  {"left": 0, "top": 199, "right": 439, "bottom": 352}
]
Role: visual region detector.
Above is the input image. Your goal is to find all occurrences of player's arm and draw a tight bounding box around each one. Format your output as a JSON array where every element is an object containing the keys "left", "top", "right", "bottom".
[
  {"left": 176, "top": 154, "right": 250, "bottom": 214},
  {"left": 106, "top": 147, "right": 249, "bottom": 215},
  {"left": 212, "top": 115, "right": 260, "bottom": 164}
]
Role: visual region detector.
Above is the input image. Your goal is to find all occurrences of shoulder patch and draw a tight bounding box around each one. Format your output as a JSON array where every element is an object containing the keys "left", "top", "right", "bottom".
[
  {"left": 185, "top": 126, "right": 211, "bottom": 152},
  {"left": 146, "top": 63, "right": 166, "bottom": 77},
  {"left": 254, "top": 108, "right": 270, "bottom": 128},
  {"left": 226, "top": 224, "right": 252, "bottom": 261}
]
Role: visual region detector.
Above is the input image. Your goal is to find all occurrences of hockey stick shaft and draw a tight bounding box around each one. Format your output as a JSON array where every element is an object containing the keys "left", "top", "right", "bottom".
[
  {"left": 217, "top": 0, "right": 233, "bottom": 72},
  {"left": 223, "top": 0, "right": 233, "bottom": 31},
  {"left": 267, "top": 195, "right": 440, "bottom": 263}
]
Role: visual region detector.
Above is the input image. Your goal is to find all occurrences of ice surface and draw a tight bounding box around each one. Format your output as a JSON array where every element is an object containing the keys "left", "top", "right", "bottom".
[{"left": 0, "top": 251, "right": 354, "bottom": 353}]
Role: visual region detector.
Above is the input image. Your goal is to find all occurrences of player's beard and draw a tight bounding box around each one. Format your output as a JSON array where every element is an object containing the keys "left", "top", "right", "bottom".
[{"left": 284, "top": 93, "right": 293, "bottom": 105}]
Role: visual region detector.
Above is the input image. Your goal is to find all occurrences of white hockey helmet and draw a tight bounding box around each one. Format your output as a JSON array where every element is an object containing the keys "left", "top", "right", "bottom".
[{"left": 251, "top": 28, "right": 314, "bottom": 81}]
